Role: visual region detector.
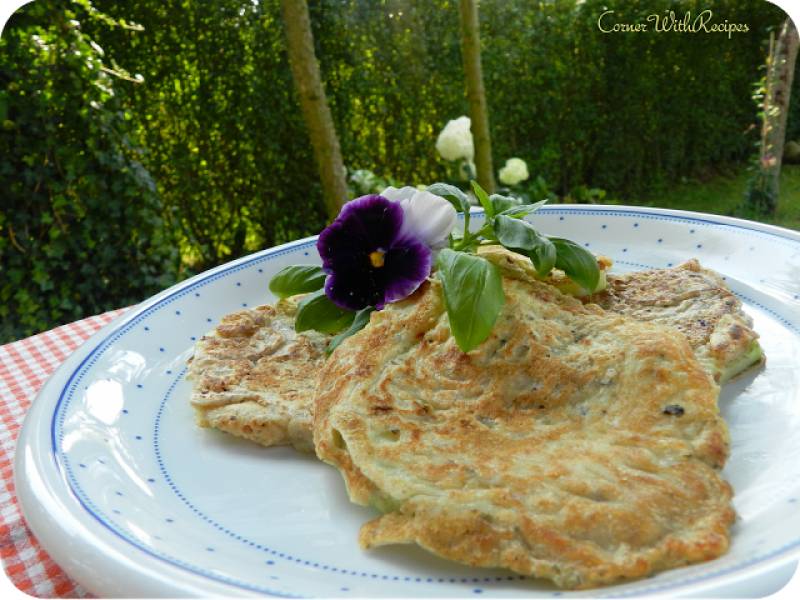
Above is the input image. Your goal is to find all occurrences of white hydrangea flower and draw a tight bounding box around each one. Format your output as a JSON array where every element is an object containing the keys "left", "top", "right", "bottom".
[
  {"left": 382, "top": 186, "right": 457, "bottom": 250},
  {"left": 498, "top": 157, "right": 530, "bottom": 186},
  {"left": 435, "top": 116, "right": 474, "bottom": 162}
]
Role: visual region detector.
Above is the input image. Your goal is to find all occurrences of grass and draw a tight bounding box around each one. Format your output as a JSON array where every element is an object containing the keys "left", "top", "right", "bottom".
[{"left": 627, "top": 164, "right": 800, "bottom": 232}]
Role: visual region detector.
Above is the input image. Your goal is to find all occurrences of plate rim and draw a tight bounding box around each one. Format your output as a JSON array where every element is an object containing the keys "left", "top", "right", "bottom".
[{"left": 13, "top": 204, "right": 800, "bottom": 597}]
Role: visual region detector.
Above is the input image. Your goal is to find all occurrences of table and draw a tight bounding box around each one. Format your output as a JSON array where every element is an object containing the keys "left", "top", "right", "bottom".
[{"left": 0, "top": 308, "right": 129, "bottom": 597}]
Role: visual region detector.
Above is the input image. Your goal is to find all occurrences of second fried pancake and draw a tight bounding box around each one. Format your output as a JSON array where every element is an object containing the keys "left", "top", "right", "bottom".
[{"left": 313, "top": 276, "right": 734, "bottom": 589}]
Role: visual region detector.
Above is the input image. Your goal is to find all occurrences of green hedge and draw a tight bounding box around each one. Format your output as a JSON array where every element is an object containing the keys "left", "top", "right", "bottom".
[
  {"left": 0, "top": 0, "right": 180, "bottom": 343},
  {"left": 93, "top": 0, "right": 784, "bottom": 268},
  {"left": 483, "top": 0, "right": 782, "bottom": 196},
  {"left": 0, "top": 0, "right": 788, "bottom": 342}
]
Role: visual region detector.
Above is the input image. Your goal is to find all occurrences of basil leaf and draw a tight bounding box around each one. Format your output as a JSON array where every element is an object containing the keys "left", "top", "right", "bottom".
[
  {"left": 489, "top": 193, "right": 521, "bottom": 215},
  {"left": 436, "top": 248, "right": 505, "bottom": 353},
  {"left": 493, "top": 215, "right": 556, "bottom": 277},
  {"left": 497, "top": 199, "right": 548, "bottom": 218},
  {"left": 550, "top": 238, "right": 600, "bottom": 293},
  {"left": 269, "top": 265, "right": 326, "bottom": 299},
  {"left": 530, "top": 240, "right": 557, "bottom": 278},
  {"left": 327, "top": 307, "right": 374, "bottom": 354},
  {"left": 493, "top": 215, "right": 546, "bottom": 250},
  {"left": 295, "top": 289, "right": 355, "bottom": 334},
  {"left": 426, "top": 182, "right": 470, "bottom": 214},
  {"left": 470, "top": 180, "right": 494, "bottom": 218}
]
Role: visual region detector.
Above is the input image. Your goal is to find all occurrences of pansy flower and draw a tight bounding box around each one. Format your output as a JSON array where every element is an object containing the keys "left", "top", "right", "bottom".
[{"left": 317, "top": 189, "right": 456, "bottom": 311}]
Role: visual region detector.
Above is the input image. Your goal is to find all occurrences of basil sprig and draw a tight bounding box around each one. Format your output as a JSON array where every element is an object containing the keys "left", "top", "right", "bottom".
[
  {"left": 425, "top": 180, "right": 601, "bottom": 352},
  {"left": 428, "top": 181, "right": 599, "bottom": 293},
  {"left": 269, "top": 267, "right": 373, "bottom": 351}
]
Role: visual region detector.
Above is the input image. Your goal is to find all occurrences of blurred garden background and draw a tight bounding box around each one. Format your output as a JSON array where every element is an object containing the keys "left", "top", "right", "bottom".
[{"left": 1, "top": 0, "right": 798, "bottom": 343}]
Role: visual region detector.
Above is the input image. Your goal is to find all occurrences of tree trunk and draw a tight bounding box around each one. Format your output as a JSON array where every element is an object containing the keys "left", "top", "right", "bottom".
[
  {"left": 760, "top": 17, "right": 799, "bottom": 213},
  {"left": 280, "top": 0, "right": 348, "bottom": 220},
  {"left": 458, "top": 0, "right": 495, "bottom": 193}
]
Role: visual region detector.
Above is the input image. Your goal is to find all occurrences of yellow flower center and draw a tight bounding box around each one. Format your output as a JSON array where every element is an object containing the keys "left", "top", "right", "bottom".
[{"left": 369, "top": 250, "right": 386, "bottom": 268}]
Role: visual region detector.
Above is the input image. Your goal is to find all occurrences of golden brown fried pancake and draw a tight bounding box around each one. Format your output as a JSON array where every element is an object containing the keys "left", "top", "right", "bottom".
[
  {"left": 187, "top": 296, "right": 330, "bottom": 451},
  {"left": 314, "top": 277, "right": 734, "bottom": 589},
  {"left": 479, "top": 247, "right": 763, "bottom": 383},
  {"left": 588, "top": 260, "right": 763, "bottom": 383}
]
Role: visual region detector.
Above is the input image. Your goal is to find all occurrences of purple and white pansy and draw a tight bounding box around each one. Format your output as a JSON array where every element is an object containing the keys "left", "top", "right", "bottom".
[{"left": 316, "top": 189, "right": 457, "bottom": 311}]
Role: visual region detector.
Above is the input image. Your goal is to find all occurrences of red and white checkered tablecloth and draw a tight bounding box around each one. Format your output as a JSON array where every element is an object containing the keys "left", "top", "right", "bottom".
[{"left": 0, "top": 308, "right": 130, "bottom": 598}]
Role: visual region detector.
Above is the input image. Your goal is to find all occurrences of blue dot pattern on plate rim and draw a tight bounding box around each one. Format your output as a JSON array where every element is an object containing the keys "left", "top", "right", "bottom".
[{"left": 50, "top": 208, "right": 800, "bottom": 597}]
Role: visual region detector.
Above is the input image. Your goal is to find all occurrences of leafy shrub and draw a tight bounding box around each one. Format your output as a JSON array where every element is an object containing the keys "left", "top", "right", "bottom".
[{"left": 0, "top": 0, "right": 180, "bottom": 343}]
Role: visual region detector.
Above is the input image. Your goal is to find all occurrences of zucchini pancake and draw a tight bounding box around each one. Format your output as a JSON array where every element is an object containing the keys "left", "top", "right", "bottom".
[
  {"left": 313, "top": 274, "right": 734, "bottom": 589},
  {"left": 187, "top": 294, "right": 330, "bottom": 452},
  {"left": 590, "top": 259, "right": 763, "bottom": 384},
  {"left": 479, "top": 247, "right": 763, "bottom": 384}
]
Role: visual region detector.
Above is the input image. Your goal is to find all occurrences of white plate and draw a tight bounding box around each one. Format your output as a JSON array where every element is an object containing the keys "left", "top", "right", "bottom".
[{"left": 14, "top": 206, "right": 800, "bottom": 598}]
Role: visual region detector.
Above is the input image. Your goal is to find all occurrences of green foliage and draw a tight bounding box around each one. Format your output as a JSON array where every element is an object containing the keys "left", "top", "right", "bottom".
[
  {"left": 665, "top": 164, "right": 800, "bottom": 231},
  {"left": 785, "top": 50, "right": 800, "bottom": 145},
  {"left": 348, "top": 168, "right": 398, "bottom": 196},
  {"left": 498, "top": 175, "right": 559, "bottom": 206},
  {"left": 72, "top": 0, "right": 798, "bottom": 246},
  {"left": 0, "top": 0, "right": 179, "bottom": 343},
  {"left": 313, "top": 0, "right": 465, "bottom": 187},
  {"left": 567, "top": 185, "right": 607, "bottom": 205},
  {"left": 87, "top": 0, "right": 328, "bottom": 272},
  {"left": 742, "top": 167, "right": 778, "bottom": 215},
  {"left": 482, "top": 0, "right": 784, "bottom": 197}
]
